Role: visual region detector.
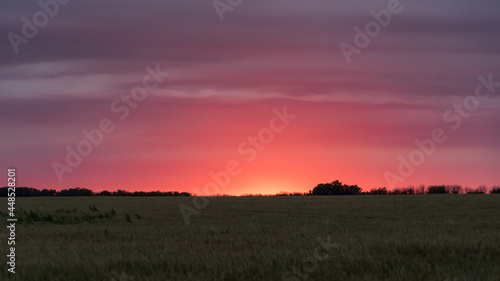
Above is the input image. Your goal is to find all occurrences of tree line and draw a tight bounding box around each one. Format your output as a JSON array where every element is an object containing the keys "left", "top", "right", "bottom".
[
  {"left": 306, "top": 181, "right": 500, "bottom": 195},
  {"left": 1, "top": 181, "right": 499, "bottom": 197},
  {"left": 0, "top": 187, "right": 192, "bottom": 197}
]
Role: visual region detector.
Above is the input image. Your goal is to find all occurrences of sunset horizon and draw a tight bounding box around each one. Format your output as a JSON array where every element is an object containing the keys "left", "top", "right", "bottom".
[
  {"left": 2, "top": 0, "right": 500, "bottom": 280},
  {"left": 2, "top": 1, "right": 499, "bottom": 196}
]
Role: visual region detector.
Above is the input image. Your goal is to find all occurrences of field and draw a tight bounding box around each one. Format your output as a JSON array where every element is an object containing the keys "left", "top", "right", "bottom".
[{"left": 1, "top": 195, "right": 500, "bottom": 281}]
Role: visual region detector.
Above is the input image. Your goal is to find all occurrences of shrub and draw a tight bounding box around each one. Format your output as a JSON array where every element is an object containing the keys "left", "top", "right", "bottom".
[
  {"left": 465, "top": 186, "right": 487, "bottom": 194},
  {"left": 446, "top": 185, "right": 463, "bottom": 194},
  {"left": 491, "top": 186, "right": 500, "bottom": 194},
  {"left": 89, "top": 204, "right": 99, "bottom": 212},
  {"left": 370, "top": 187, "right": 387, "bottom": 195},
  {"left": 427, "top": 185, "right": 447, "bottom": 194},
  {"left": 389, "top": 187, "right": 414, "bottom": 195},
  {"left": 26, "top": 210, "right": 41, "bottom": 222}
]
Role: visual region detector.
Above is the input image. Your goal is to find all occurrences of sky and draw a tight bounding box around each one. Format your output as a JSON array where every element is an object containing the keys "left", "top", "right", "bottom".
[{"left": 1, "top": 0, "right": 499, "bottom": 195}]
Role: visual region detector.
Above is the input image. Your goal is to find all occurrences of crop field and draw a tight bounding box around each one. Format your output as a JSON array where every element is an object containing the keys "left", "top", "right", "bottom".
[{"left": 1, "top": 195, "right": 499, "bottom": 281}]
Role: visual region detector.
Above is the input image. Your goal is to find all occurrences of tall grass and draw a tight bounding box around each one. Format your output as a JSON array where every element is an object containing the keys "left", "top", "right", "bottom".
[{"left": 10, "top": 206, "right": 134, "bottom": 225}]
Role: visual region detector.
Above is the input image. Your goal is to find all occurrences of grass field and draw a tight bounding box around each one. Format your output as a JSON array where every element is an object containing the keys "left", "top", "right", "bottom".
[{"left": 1, "top": 195, "right": 500, "bottom": 281}]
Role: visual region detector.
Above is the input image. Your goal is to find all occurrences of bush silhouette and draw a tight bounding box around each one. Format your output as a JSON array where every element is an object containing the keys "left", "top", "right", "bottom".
[
  {"left": 427, "top": 185, "right": 447, "bottom": 194},
  {"left": 370, "top": 187, "right": 388, "bottom": 195},
  {"left": 465, "top": 186, "right": 488, "bottom": 194},
  {"left": 446, "top": 185, "right": 463, "bottom": 194},
  {"left": 389, "top": 187, "right": 414, "bottom": 195}
]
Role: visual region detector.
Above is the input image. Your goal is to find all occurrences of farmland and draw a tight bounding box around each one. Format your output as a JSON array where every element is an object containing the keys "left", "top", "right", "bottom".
[{"left": 1, "top": 195, "right": 499, "bottom": 281}]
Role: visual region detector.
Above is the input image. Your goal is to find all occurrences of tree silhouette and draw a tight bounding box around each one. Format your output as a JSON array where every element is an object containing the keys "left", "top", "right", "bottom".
[
  {"left": 427, "top": 185, "right": 447, "bottom": 194},
  {"left": 309, "top": 180, "right": 362, "bottom": 195}
]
